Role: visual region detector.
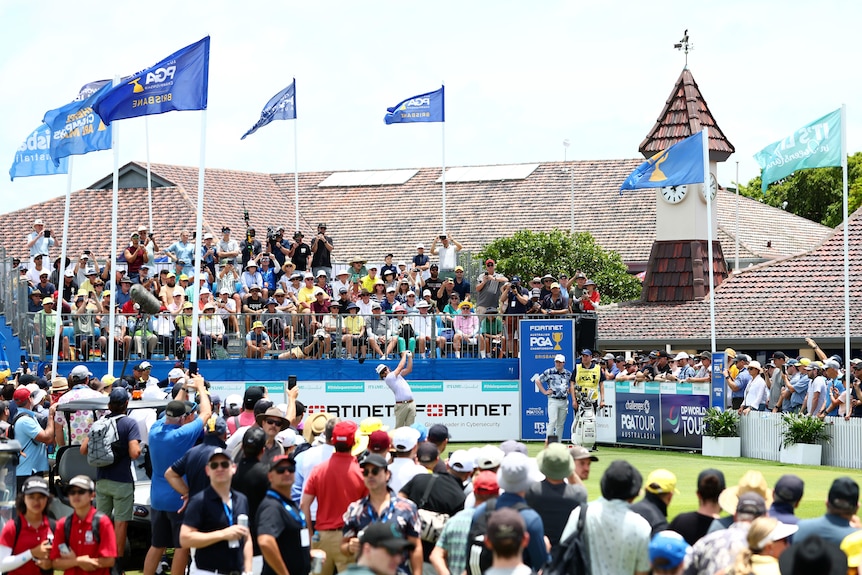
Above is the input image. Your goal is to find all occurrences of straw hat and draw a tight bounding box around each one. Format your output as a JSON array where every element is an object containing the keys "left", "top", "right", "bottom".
[
  {"left": 718, "top": 470, "right": 774, "bottom": 515},
  {"left": 302, "top": 412, "right": 334, "bottom": 444}
]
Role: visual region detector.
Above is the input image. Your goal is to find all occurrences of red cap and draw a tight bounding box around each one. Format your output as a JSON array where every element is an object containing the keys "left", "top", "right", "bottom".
[
  {"left": 368, "top": 430, "right": 391, "bottom": 453},
  {"left": 13, "top": 387, "right": 31, "bottom": 404},
  {"left": 332, "top": 420, "right": 358, "bottom": 447},
  {"left": 485, "top": 259, "right": 495, "bottom": 265},
  {"left": 473, "top": 470, "right": 500, "bottom": 495}
]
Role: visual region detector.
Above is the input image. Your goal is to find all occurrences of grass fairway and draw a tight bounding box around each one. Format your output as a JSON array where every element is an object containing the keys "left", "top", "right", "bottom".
[{"left": 453, "top": 443, "right": 848, "bottom": 521}]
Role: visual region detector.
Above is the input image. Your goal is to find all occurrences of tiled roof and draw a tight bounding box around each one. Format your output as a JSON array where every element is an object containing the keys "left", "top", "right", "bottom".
[
  {"left": 598, "top": 206, "right": 862, "bottom": 347},
  {"left": 639, "top": 68, "right": 735, "bottom": 162},
  {"left": 641, "top": 240, "right": 728, "bottom": 302},
  {"left": 0, "top": 160, "right": 828, "bottom": 268}
]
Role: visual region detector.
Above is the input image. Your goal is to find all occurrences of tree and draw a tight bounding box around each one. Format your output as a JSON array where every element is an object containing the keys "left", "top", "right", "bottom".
[
  {"left": 478, "top": 229, "right": 642, "bottom": 304},
  {"left": 739, "top": 151, "right": 862, "bottom": 227}
]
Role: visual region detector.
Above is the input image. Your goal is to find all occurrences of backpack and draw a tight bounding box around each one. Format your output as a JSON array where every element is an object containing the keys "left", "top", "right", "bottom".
[
  {"left": 87, "top": 414, "right": 126, "bottom": 467},
  {"left": 465, "top": 498, "right": 529, "bottom": 575},
  {"left": 63, "top": 510, "right": 104, "bottom": 544},
  {"left": 7, "top": 412, "right": 32, "bottom": 440},
  {"left": 545, "top": 503, "right": 590, "bottom": 575}
]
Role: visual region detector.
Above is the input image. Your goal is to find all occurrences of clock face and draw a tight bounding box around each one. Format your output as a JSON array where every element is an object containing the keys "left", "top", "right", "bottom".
[
  {"left": 701, "top": 173, "right": 718, "bottom": 203},
  {"left": 660, "top": 185, "right": 687, "bottom": 204}
]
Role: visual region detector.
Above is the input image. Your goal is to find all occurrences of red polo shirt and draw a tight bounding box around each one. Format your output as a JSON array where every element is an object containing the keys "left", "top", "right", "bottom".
[
  {"left": 51, "top": 507, "right": 116, "bottom": 575},
  {"left": 303, "top": 451, "right": 367, "bottom": 530},
  {"left": 0, "top": 514, "right": 52, "bottom": 575}
]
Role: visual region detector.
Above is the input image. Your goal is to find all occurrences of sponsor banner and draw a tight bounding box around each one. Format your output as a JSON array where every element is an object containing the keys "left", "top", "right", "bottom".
[
  {"left": 210, "top": 379, "right": 519, "bottom": 441},
  {"left": 595, "top": 385, "right": 616, "bottom": 444},
  {"left": 711, "top": 352, "right": 726, "bottom": 409},
  {"left": 615, "top": 392, "right": 661, "bottom": 446},
  {"left": 661, "top": 394, "right": 709, "bottom": 449},
  {"left": 615, "top": 380, "right": 661, "bottom": 395},
  {"left": 519, "top": 319, "right": 577, "bottom": 440}
]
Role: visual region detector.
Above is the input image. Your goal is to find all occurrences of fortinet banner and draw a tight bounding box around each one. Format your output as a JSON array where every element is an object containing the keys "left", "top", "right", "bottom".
[{"left": 210, "top": 379, "right": 520, "bottom": 442}]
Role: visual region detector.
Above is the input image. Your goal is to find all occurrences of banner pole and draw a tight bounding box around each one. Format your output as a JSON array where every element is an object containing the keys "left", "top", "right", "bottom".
[
  {"left": 294, "top": 114, "right": 300, "bottom": 232},
  {"left": 842, "top": 104, "right": 851, "bottom": 413},
  {"left": 107, "top": 77, "right": 121, "bottom": 377},
  {"left": 189, "top": 110, "right": 208, "bottom": 363},
  {"left": 703, "top": 127, "right": 716, "bottom": 355},
  {"left": 441, "top": 85, "right": 446, "bottom": 235},
  {"left": 146, "top": 117, "right": 153, "bottom": 232},
  {"left": 51, "top": 157, "right": 74, "bottom": 375}
]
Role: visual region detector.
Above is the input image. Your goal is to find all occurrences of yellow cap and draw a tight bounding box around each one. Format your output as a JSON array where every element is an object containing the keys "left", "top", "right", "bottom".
[
  {"left": 724, "top": 348, "right": 736, "bottom": 359},
  {"left": 645, "top": 469, "right": 679, "bottom": 495},
  {"left": 842, "top": 530, "right": 862, "bottom": 568}
]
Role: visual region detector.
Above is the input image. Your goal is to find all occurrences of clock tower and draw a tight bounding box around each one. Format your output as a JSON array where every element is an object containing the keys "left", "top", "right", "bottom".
[{"left": 638, "top": 66, "right": 735, "bottom": 302}]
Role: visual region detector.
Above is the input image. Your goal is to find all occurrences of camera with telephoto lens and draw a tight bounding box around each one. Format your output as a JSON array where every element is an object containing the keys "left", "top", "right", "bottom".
[{"left": 266, "top": 227, "right": 280, "bottom": 242}]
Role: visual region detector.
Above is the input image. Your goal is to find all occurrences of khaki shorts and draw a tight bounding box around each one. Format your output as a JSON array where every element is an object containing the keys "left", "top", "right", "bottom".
[{"left": 95, "top": 478, "right": 135, "bottom": 522}]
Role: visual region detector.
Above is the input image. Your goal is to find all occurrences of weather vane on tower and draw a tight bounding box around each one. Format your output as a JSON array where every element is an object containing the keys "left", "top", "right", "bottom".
[{"left": 674, "top": 29, "right": 692, "bottom": 68}]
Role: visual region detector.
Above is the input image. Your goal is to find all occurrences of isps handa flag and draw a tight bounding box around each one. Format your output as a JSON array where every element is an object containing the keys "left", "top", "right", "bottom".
[
  {"left": 384, "top": 86, "right": 444, "bottom": 124},
  {"left": 94, "top": 36, "right": 210, "bottom": 124},
  {"left": 620, "top": 131, "right": 705, "bottom": 192},
  {"left": 9, "top": 124, "right": 69, "bottom": 181},
  {"left": 42, "top": 80, "right": 113, "bottom": 166}
]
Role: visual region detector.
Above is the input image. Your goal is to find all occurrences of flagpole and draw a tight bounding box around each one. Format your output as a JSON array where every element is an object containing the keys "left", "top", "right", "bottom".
[
  {"left": 51, "top": 157, "right": 74, "bottom": 375},
  {"left": 842, "top": 104, "right": 850, "bottom": 401},
  {"left": 734, "top": 161, "right": 739, "bottom": 272},
  {"left": 145, "top": 117, "right": 153, "bottom": 231},
  {"left": 294, "top": 113, "right": 300, "bottom": 232},
  {"left": 703, "top": 127, "right": 716, "bottom": 355},
  {"left": 107, "top": 77, "right": 121, "bottom": 378},
  {"left": 189, "top": 110, "right": 208, "bottom": 364},
  {"left": 441, "top": 85, "right": 446, "bottom": 234}
]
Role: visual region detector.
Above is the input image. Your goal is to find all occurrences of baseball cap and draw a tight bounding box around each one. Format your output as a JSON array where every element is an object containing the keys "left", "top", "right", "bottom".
[
  {"left": 205, "top": 416, "right": 229, "bottom": 436},
  {"left": 12, "top": 387, "right": 31, "bottom": 404},
  {"left": 269, "top": 454, "right": 296, "bottom": 472},
  {"left": 361, "top": 453, "right": 389, "bottom": 469},
  {"left": 135, "top": 360, "right": 152, "bottom": 371},
  {"left": 673, "top": 352, "right": 690, "bottom": 361},
  {"left": 368, "top": 430, "right": 391, "bottom": 454},
  {"left": 736, "top": 492, "right": 767, "bottom": 517},
  {"left": 773, "top": 474, "right": 805, "bottom": 504},
  {"left": 427, "top": 424, "right": 450, "bottom": 443},
  {"left": 554, "top": 354, "right": 566, "bottom": 363},
  {"left": 68, "top": 475, "right": 95, "bottom": 491},
  {"left": 243, "top": 386, "right": 265, "bottom": 410},
  {"left": 165, "top": 400, "right": 195, "bottom": 417},
  {"left": 500, "top": 440, "right": 528, "bottom": 455},
  {"left": 649, "top": 531, "right": 690, "bottom": 570},
  {"left": 472, "top": 470, "right": 500, "bottom": 495},
  {"left": 69, "top": 364, "right": 92, "bottom": 381},
  {"left": 486, "top": 508, "right": 525, "bottom": 546},
  {"left": 448, "top": 450, "right": 475, "bottom": 473},
  {"left": 22, "top": 477, "right": 50, "bottom": 496},
  {"left": 756, "top": 521, "right": 798, "bottom": 550},
  {"left": 392, "top": 426, "right": 421, "bottom": 452},
  {"left": 207, "top": 448, "right": 233, "bottom": 463},
  {"left": 580, "top": 349, "right": 593, "bottom": 356},
  {"left": 828, "top": 477, "right": 859, "bottom": 511},
  {"left": 645, "top": 469, "right": 679, "bottom": 495},
  {"left": 417, "top": 442, "right": 439, "bottom": 463},
  {"left": 375, "top": 364, "right": 388, "bottom": 375},
  {"left": 569, "top": 445, "right": 599, "bottom": 461},
  {"left": 475, "top": 445, "right": 505, "bottom": 470},
  {"left": 358, "top": 522, "right": 415, "bottom": 554},
  {"left": 332, "top": 420, "right": 358, "bottom": 447},
  {"left": 109, "top": 387, "right": 130, "bottom": 404}
]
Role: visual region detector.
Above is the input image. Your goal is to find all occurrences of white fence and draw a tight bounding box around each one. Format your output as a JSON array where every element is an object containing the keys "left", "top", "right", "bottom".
[{"left": 739, "top": 411, "right": 862, "bottom": 469}]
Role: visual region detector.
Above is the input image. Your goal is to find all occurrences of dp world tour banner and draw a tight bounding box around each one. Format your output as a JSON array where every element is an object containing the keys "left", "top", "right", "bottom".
[
  {"left": 519, "top": 319, "right": 576, "bottom": 440},
  {"left": 660, "top": 383, "right": 709, "bottom": 449},
  {"left": 211, "top": 379, "right": 520, "bottom": 442}
]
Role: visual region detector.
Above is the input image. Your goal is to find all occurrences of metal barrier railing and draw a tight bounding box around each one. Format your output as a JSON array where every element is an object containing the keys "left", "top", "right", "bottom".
[{"left": 20, "top": 308, "right": 589, "bottom": 362}]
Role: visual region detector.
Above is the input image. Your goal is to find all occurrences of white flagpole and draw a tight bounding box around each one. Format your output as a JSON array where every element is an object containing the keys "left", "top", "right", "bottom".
[
  {"left": 107, "top": 77, "right": 121, "bottom": 377},
  {"left": 703, "top": 127, "right": 716, "bottom": 355},
  {"left": 145, "top": 117, "right": 153, "bottom": 231},
  {"left": 734, "top": 161, "right": 740, "bottom": 272},
  {"left": 441, "top": 85, "right": 446, "bottom": 234},
  {"left": 189, "top": 110, "right": 208, "bottom": 363},
  {"left": 294, "top": 114, "right": 299, "bottom": 232},
  {"left": 842, "top": 104, "right": 851, "bottom": 414},
  {"left": 51, "top": 157, "right": 74, "bottom": 375}
]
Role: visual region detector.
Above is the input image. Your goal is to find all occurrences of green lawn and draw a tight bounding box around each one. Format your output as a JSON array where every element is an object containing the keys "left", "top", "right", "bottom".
[{"left": 451, "top": 443, "right": 848, "bottom": 521}]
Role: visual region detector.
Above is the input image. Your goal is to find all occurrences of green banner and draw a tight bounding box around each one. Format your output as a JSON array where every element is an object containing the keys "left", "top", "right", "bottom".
[{"left": 754, "top": 109, "right": 842, "bottom": 192}]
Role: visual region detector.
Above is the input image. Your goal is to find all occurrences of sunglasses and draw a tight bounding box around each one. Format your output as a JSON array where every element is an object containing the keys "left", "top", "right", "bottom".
[
  {"left": 264, "top": 418, "right": 283, "bottom": 427},
  {"left": 67, "top": 488, "right": 90, "bottom": 496},
  {"left": 450, "top": 296, "right": 458, "bottom": 299},
  {"left": 486, "top": 264, "right": 494, "bottom": 267},
  {"left": 362, "top": 466, "right": 384, "bottom": 477},
  {"left": 273, "top": 465, "right": 296, "bottom": 474},
  {"left": 209, "top": 460, "right": 232, "bottom": 470}
]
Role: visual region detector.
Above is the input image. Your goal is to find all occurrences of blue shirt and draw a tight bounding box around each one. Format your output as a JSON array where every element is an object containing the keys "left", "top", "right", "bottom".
[
  {"left": 166, "top": 241, "right": 195, "bottom": 276},
  {"left": 826, "top": 380, "right": 845, "bottom": 416},
  {"left": 14, "top": 408, "right": 48, "bottom": 476},
  {"left": 170, "top": 436, "right": 226, "bottom": 498},
  {"left": 539, "top": 367, "right": 573, "bottom": 399},
  {"left": 732, "top": 368, "right": 752, "bottom": 399},
  {"left": 475, "top": 492, "right": 549, "bottom": 570},
  {"left": 149, "top": 415, "right": 204, "bottom": 511},
  {"left": 795, "top": 513, "right": 860, "bottom": 546},
  {"left": 789, "top": 373, "right": 810, "bottom": 408}
]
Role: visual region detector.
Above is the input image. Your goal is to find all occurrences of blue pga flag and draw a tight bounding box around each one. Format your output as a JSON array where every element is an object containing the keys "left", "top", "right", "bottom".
[
  {"left": 9, "top": 124, "right": 69, "bottom": 180},
  {"left": 241, "top": 80, "right": 296, "bottom": 140},
  {"left": 620, "top": 131, "right": 705, "bottom": 191},
  {"left": 384, "top": 86, "right": 444, "bottom": 124},
  {"left": 94, "top": 36, "right": 210, "bottom": 124},
  {"left": 42, "top": 80, "right": 113, "bottom": 167}
]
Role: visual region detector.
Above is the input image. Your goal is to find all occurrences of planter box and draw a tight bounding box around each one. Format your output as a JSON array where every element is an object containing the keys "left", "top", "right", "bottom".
[
  {"left": 779, "top": 443, "right": 823, "bottom": 466},
  {"left": 702, "top": 436, "right": 741, "bottom": 458}
]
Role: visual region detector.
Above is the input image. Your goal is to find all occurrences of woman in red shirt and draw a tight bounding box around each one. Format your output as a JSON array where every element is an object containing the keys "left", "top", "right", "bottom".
[{"left": 0, "top": 477, "right": 54, "bottom": 575}]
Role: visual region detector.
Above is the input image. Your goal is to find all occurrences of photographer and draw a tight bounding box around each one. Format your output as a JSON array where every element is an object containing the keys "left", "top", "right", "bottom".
[
  {"left": 201, "top": 233, "right": 218, "bottom": 279},
  {"left": 310, "top": 223, "right": 333, "bottom": 279},
  {"left": 288, "top": 232, "right": 311, "bottom": 272},
  {"left": 430, "top": 234, "right": 462, "bottom": 280},
  {"left": 239, "top": 228, "right": 262, "bottom": 268},
  {"left": 25, "top": 218, "right": 55, "bottom": 262},
  {"left": 138, "top": 224, "right": 159, "bottom": 264},
  {"left": 475, "top": 259, "right": 507, "bottom": 315},
  {"left": 267, "top": 228, "right": 291, "bottom": 272}
]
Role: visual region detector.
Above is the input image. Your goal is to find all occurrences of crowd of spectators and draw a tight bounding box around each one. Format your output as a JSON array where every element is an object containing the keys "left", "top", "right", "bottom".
[{"left": 15, "top": 220, "right": 601, "bottom": 362}]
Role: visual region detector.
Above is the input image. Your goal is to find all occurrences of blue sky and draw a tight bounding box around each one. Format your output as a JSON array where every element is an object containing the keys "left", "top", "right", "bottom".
[{"left": 1, "top": 1, "right": 860, "bottom": 214}]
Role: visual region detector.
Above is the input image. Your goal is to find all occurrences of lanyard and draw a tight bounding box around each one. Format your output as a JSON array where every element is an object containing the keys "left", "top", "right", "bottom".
[
  {"left": 222, "top": 500, "right": 233, "bottom": 526},
  {"left": 266, "top": 490, "right": 306, "bottom": 528}
]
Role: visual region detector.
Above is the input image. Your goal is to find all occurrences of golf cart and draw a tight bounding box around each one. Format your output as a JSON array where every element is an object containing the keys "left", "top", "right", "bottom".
[
  {"left": 0, "top": 438, "right": 21, "bottom": 527},
  {"left": 54, "top": 396, "right": 169, "bottom": 551}
]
